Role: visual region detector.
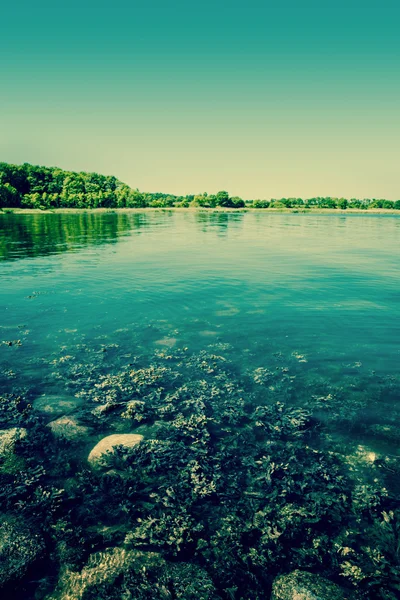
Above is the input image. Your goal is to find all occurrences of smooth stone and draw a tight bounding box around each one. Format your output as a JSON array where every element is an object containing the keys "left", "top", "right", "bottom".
[
  {"left": 47, "top": 416, "right": 88, "bottom": 441},
  {"left": 34, "top": 394, "right": 80, "bottom": 418},
  {"left": 88, "top": 433, "right": 143, "bottom": 467},
  {"left": 0, "top": 517, "right": 45, "bottom": 586},
  {"left": 271, "top": 570, "right": 350, "bottom": 600}
]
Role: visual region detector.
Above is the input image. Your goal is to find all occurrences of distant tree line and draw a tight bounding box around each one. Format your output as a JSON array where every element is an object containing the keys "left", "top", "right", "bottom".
[
  {"left": 1, "top": 162, "right": 399, "bottom": 210},
  {"left": 252, "top": 197, "right": 400, "bottom": 209}
]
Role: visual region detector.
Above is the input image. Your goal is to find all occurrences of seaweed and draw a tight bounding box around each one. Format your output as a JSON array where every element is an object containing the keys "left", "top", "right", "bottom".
[{"left": 1, "top": 344, "right": 400, "bottom": 599}]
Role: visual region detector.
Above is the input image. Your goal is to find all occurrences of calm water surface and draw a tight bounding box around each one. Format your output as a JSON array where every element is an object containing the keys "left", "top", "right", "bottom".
[{"left": 1, "top": 210, "right": 400, "bottom": 451}]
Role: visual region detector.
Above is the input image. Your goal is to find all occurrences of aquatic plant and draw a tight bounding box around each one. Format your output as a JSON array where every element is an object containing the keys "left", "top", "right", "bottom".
[{"left": 1, "top": 343, "right": 400, "bottom": 599}]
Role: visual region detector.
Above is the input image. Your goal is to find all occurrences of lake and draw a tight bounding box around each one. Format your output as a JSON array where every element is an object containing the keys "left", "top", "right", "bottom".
[{"left": 1, "top": 210, "right": 400, "bottom": 599}]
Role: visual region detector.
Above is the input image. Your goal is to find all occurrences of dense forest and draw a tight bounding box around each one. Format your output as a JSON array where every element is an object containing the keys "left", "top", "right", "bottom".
[{"left": 1, "top": 162, "right": 399, "bottom": 210}]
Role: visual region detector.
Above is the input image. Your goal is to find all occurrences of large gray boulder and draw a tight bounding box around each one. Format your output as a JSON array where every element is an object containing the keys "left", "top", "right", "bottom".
[
  {"left": 271, "top": 570, "right": 351, "bottom": 600},
  {"left": 0, "top": 517, "right": 45, "bottom": 587},
  {"left": 88, "top": 433, "right": 143, "bottom": 468}
]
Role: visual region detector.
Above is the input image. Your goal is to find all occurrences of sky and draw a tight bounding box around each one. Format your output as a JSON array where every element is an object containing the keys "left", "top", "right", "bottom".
[{"left": 1, "top": 0, "right": 399, "bottom": 199}]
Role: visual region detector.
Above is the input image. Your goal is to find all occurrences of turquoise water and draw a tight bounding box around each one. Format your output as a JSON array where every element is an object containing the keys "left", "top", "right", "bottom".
[
  {"left": 1, "top": 211, "right": 399, "bottom": 386},
  {"left": 1, "top": 210, "right": 400, "bottom": 598},
  {"left": 1, "top": 211, "right": 400, "bottom": 447}
]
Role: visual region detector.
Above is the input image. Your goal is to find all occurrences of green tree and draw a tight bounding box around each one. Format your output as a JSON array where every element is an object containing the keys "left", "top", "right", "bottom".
[
  {"left": 252, "top": 199, "right": 270, "bottom": 208},
  {"left": 0, "top": 183, "right": 19, "bottom": 207},
  {"left": 319, "top": 198, "right": 337, "bottom": 209},
  {"left": 216, "top": 190, "right": 230, "bottom": 207},
  {"left": 382, "top": 200, "right": 394, "bottom": 209},
  {"left": 230, "top": 196, "right": 245, "bottom": 208}
]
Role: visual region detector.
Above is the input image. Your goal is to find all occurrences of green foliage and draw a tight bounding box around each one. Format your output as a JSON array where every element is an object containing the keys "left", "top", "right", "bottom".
[
  {"left": 230, "top": 196, "right": 246, "bottom": 208},
  {"left": 1, "top": 162, "right": 398, "bottom": 211},
  {"left": 250, "top": 196, "right": 400, "bottom": 210},
  {"left": 252, "top": 199, "right": 271, "bottom": 208},
  {"left": 0, "top": 183, "right": 19, "bottom": 207},
  {"left": 216, "top": 190, "right": 230, "bottom": 206},
  {"left": 0, "top": 163, "right": 250, "bottom": 210},
  {"left": 0, "top": 163, "right": 126, "bottom": 209}
]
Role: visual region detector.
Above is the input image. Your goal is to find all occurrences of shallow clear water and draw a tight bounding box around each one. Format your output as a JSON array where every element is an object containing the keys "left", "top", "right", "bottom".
[
  {"left": 1, "top": 210, "right": 400, "bottom": 443},
  {"left": 1, "top": 210, "right": 400, "bottom": 598}
]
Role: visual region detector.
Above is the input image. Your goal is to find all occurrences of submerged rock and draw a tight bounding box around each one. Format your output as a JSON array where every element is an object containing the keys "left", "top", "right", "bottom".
[
  {"left": 88, "top": 433, "right": 143, "bottom": 467},
  {"left": 91, "top": 402, "right": 122, "bottom": 417},
  {"left": 0, "top": 517, "right": 45, "bottom": 587},
  {"left": 51, "top": 548, "right": 215, "bottom": 600},
  {"left": 34, "top": 394, "right": 81, "bottom": 418},
  {"left": 50, "top": 547, "right": 139, "bottom": 600},
  {"left": 0, "top": 427, "right": 27, "bottom": 474},
  {"left": 47, "top": 416, "right": 89, "bottom": 441},
  {"left": 344, "top": 444, "right": 379, "bottom": 471},
  {"left": 271, "top": 570, "right": 350, "bottom": 600},
  {"left": 0, "top": 427, "right": 27, "bottom": 459},
  {"left": 155, "top": 336, "right": 178, "bottom": 348}
]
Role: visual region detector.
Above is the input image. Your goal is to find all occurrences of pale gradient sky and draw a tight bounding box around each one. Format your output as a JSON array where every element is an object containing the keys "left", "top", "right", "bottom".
[{"left": 1, "top": 0, "right": 399, "bottom": 199}]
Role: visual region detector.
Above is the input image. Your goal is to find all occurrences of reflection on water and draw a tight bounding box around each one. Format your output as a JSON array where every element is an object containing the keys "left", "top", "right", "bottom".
[
  {"left": 1, "top": 209, "right": 399, "bottom": 261},
  {"left": 0, "top": 210, "right": 252, "bottom": 261},
  {"left": 0, "top": 212, "right": 143, "bottom": 260}
]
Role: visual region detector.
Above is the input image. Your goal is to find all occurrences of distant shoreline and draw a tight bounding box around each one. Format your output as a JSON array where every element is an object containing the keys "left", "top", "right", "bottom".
[{"left": 2, "top": 207, "right": 400, "bottom": 215}]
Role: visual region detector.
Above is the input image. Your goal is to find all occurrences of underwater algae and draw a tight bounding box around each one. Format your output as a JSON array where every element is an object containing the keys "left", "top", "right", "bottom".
[{"left": 1, "top": 334, "right": 400, "bottom": 600}]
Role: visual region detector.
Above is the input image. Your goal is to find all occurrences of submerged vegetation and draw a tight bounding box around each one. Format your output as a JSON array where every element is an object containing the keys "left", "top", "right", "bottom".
[
  {"left": 1, "top": 162, "right": 400, "bottom": 211},
  {"left": 1, "top": 328, "right": 400, "bottom": 599}
]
